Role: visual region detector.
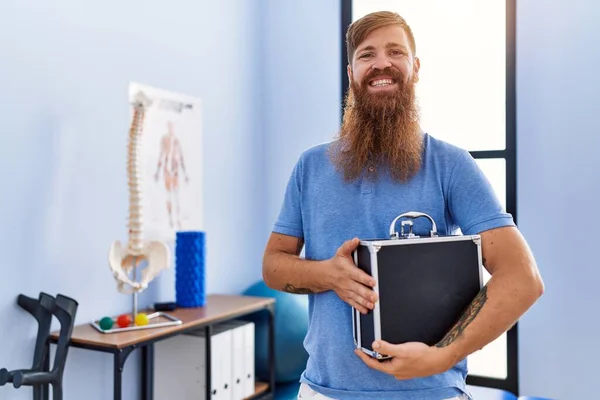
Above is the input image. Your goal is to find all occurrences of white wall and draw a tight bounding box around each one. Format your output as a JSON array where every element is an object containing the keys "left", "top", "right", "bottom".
[
  {"left": 0, "top": 1, "right": 264, "bottom": 399},
  {"left": 516, "top": 0, "right": 600, "bottom": 398}
]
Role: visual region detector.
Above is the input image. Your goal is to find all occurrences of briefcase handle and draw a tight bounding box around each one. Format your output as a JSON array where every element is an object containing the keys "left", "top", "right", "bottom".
[{"left": 389, "top": 211, "right": 438, "bottom": 239}]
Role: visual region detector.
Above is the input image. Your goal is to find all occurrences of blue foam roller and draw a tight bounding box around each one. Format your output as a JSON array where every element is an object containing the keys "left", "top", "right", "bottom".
[{"left": 175, "top": 231, "right": 206, "bottom": 307}]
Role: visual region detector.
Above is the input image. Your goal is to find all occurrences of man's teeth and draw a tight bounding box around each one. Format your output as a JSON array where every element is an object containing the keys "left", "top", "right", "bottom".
[{"left": 371, "top": 79, "right": 394, "bottom": 87}]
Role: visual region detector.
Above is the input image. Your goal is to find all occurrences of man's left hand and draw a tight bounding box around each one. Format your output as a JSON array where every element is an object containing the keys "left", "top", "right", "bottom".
[{"left": 355, "top": 340, "right": 455, "bottom": 380}]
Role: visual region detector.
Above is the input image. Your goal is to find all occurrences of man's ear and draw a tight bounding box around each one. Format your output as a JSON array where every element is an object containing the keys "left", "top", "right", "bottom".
[
  {"left": 413, "top": 56, "right": 421, "bottom": 83},
  {"left": 347, "top": 64, "right": 352, "bottom": 83}
]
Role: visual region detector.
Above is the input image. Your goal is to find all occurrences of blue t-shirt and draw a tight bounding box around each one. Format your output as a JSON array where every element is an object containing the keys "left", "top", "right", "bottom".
[{"left": 272, "top": 133, "right": 515, "bottom": 400}]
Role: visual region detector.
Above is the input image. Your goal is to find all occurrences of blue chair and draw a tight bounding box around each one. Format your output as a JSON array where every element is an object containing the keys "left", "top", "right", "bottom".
[{"left": 275, "top": 381, "right": 300, "bottom": 400}]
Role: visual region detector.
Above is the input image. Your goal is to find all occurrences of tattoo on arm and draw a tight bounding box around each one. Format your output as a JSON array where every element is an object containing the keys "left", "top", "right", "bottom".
[
  {"left": 435, "top": 285, "right": 488, "bottom": 348},
  {"left": 282, "top": 238, "right": 309, "bottom": 294},
  {"left": 283, "top": 284, "right": 313, "bottom": 294}
]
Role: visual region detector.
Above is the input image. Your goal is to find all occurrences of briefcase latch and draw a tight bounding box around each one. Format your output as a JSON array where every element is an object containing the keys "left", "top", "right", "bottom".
[
  {"left": 389, "top": 211, "right": 438, "bottom": 239},
  {"left": 400, "top": 220, "right": 418, "bottom": 239}
]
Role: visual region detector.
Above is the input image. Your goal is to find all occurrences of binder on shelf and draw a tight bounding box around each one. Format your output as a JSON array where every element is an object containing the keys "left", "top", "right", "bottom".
[
  {"left": 243, "top": 321, "right": 255, "bottom": 398},
  {"left": 219, "top": 320, "right": 256, "bottom": 399}
]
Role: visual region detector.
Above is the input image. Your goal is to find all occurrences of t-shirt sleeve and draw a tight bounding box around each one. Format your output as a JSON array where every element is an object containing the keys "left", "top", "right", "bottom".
[
  {"left": 272, "top": 157, "right": 304, "bottom": 238},
  {"left": 448, "top": 150, "right": 515, "bottom": 235}
]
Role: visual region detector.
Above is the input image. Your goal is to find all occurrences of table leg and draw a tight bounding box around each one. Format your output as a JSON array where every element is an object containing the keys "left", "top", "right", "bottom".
[
  {"left": 268, "top": 304, "right": 276, "bottom": 396},
  {"left": 114, "top": 346, "right": 136, "bottom": 400},
  {"left": 205, "top": 325, "right": 213, "bottom": 400},
  {"left": 141, "top": 344, "right": 154, "bottom": 400},
  {"left": 114, "top": 353, "right": 122, "bottom": 400}
]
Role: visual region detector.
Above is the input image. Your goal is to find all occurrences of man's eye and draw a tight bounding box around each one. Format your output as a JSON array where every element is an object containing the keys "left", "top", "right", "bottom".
[
  {"left": 390, "top": 50, "right": 402, "bottom": 56},
  {"left": 359, "top": 53, "right": 373, "bottom": 59}
]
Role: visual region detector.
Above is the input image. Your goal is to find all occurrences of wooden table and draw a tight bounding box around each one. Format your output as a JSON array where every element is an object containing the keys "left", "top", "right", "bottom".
[{"left": 50, "top": 294, "right": 276, "bottom": 400}]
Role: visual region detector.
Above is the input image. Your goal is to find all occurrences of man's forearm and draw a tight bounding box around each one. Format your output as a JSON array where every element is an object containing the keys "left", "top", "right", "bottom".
[
  {"left": 263, "top": 251, "right": 331, "bottom": 294},
  {"left": 435, "top": 268, "right": 543, "bottom": 364}
]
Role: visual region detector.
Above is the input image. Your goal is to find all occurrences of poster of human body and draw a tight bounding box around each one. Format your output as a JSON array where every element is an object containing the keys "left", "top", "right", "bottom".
[{"left": 128, "top": 82, "right": 203, "bottom": 244}]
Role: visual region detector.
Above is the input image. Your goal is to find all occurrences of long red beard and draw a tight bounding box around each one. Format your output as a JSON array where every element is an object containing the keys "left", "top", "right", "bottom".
[{"left": 330, "top": 67, "right": 423, "bottom": 183}]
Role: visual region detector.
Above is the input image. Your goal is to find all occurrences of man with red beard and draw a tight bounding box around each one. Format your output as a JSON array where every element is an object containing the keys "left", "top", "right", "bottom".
[{"left": 262, "top": 11, "right": 544, "bottom": 400}]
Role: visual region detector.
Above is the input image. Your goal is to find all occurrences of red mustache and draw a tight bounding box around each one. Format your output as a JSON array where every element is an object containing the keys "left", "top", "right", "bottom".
[{"left": 362, "top": 67, "right": 405, "bottom": 87}]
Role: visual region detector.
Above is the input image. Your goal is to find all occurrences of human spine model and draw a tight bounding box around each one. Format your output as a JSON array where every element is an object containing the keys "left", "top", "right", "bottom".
[
  {"left": 108, "top": 91, "right": 170, "bottom": 295},
  {"left": 126, "top": 96, "right": 146, "bottom": 256}
]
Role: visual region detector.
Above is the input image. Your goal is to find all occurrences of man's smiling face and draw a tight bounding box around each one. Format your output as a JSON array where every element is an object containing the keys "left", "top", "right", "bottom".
[{"left": 348, "top": 24, "right": 420, "bottom": 96}]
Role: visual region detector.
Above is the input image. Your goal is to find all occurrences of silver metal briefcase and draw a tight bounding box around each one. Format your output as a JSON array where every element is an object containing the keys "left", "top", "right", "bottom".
[{"left": 352, "top": 212, "right": 483, "bottom": 359}]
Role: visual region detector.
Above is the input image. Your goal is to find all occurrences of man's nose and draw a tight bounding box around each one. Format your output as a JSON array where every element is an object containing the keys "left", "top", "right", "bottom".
[{"left": 371, "top": 54, "right": 392, "bottom": 70}]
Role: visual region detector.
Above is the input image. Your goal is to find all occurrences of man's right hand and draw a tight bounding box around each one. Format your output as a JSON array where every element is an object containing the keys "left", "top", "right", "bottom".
[{"left": 326, "top": 238, "right": 378, "bottom": 314}]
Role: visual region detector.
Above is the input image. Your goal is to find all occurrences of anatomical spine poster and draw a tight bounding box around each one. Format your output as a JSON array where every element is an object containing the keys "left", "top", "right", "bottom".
[{"left": 128, "top": 82, "right": 203, "bottom": 243}]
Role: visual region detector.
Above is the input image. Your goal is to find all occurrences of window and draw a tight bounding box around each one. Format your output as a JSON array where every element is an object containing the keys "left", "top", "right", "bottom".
[
  {"left": 352, "top": 0, "right": 507, "bottom": 152},
  {"left": 341, "top": 0, "right": 518, "bottom": 394}
]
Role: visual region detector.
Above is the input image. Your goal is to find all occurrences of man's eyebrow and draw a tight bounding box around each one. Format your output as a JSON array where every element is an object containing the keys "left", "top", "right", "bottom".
[
  {"left": 385, "top": 42, "right": 407, "bottom": 51},
  {"left": 356, "top": 45, "right": 376, "bottom": 53},
  {"left": 356, "top": 43, "right": 408, "bottom": 54}
]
